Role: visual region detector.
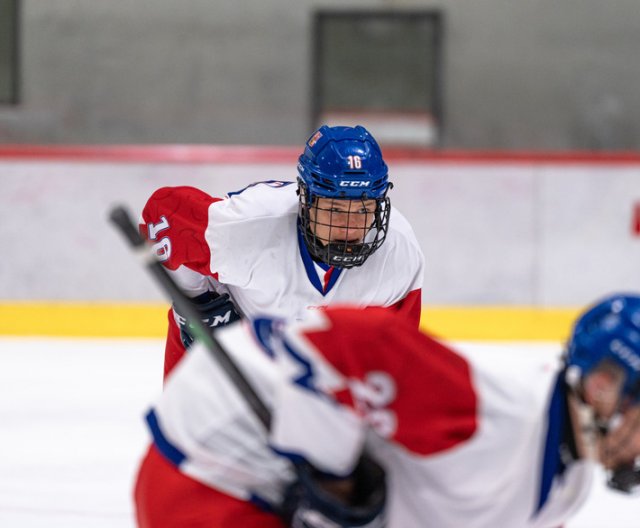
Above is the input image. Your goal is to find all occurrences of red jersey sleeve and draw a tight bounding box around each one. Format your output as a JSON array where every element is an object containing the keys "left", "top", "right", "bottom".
[{"left": 139, "top": 186, "right": 222, "bottom": 275}]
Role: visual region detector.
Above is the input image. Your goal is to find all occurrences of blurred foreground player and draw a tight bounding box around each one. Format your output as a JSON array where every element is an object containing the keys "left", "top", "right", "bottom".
[
  {"left": 139, "top": 125, "right": 424, "bottom": 379},
  {"left": 134, "top": 293, "right": 640, "bottom": 527}
]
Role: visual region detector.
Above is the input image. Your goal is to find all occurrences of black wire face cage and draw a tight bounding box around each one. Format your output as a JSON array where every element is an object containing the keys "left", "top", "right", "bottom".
[{"left": 298, "top": 186, "right": 391, "bottom": 269}]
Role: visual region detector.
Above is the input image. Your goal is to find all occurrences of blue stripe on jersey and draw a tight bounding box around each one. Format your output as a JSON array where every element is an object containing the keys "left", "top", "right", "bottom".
[
  {"left": 283, "top": 339, "right": 318, "bottom": 393},
  {"left": 227, "top": 180, "right": 294, "bottom": 197},
  {"left": 251, "top": 317, "right": 282, "bottom": 358},
  {"left": 146, "top": 409, "right": 187, "bottom": 466},
  {"left": 297, "top": 226, "right": 324, "bottom": 293},
  {"left": 315, "top": 259, "right": 332, "bottom": 272},
  {"left": 297, "top": 224, "right": 343, "bottom": 296},
  {"left": 536, "top": 374, "right": 567, "bottom": 514},
  {"left": 249, "top": 493, "right": 277, "bottom": 513},
  {"left": 268, "top": 445, "right": 354, "bottom": 479}
]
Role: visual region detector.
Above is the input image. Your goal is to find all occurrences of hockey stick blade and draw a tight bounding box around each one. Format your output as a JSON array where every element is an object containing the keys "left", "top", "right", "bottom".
[{"left": 108, "top": 204, "right": 271, "bottom": 430}]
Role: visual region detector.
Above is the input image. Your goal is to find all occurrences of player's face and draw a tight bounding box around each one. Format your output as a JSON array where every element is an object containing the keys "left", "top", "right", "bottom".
[
  {"left": 309, "top": 197, "right": 377, "bottom": 245},
  {"left": 570, "top": 363, "right": 640, "bottom": 471},
  {"left": 582, "top": 362, "right": 627, "bottom": 420}
]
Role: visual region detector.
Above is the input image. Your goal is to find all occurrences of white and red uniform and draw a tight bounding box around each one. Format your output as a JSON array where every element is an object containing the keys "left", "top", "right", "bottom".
[
  {"left": 134, "top": 308, "right": 595, "bottom": 528},
  {"left": 139, "top": 181, "right": 424, "bottom": 377}
]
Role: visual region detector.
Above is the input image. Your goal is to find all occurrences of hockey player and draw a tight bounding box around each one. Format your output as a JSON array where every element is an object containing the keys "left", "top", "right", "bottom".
[
  {"left": 134, "top": 293, "right": 640, "bottom": 527},
  {"left": 139, "top": 125, "right": 424, "bottom": 378}
]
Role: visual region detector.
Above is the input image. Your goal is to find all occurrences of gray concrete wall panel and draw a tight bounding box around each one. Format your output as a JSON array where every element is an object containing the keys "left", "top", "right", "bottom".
[{"left": 1, "top": 1, "right": 639, "bottom": 148}]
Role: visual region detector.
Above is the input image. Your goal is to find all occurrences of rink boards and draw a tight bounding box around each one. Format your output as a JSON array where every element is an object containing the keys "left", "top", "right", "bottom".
[{"left": 0, "top": 302, "right": 581, "bottom": 341}]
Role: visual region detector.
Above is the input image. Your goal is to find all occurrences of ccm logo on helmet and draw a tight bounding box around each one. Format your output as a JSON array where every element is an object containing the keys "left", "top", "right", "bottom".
[
  {"left": 332, "top": 255, "right": 365, "bottom": 263},
  {"left": 339, "top": 181, "right": 371, "bottom": 188},
  {"left": 610, "top": 339, "right": 640, "bottom": 371}
]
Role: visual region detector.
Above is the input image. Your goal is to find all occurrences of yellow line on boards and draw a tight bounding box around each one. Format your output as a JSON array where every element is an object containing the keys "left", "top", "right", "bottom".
[
  {"left": 0, "top": 303, "right": 581, "bottom": 341},
  {"left": 420, "top": 306, "right": 580, "bottom": 342},
  {"left": 0, "top": 303, "right": 171, "bottom": 338}
]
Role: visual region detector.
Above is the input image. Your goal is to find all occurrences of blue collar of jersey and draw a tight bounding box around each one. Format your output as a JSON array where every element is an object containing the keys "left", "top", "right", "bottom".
[
  {"left": 297, "top": 224, "right": 343, "bottom": 296},
  {"left": 536, "top": 372, "right": 573, "bottom": 515}
]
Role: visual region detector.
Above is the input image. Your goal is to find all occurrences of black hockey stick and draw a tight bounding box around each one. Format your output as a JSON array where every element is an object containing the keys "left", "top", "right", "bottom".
[{"left": 109, "top": 205, "right": 271, "bottom": 430}]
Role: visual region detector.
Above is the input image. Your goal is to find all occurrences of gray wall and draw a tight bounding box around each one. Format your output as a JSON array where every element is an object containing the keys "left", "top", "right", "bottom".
[{"left": 0, "top": 0, "right": 639, "bottom": 149}]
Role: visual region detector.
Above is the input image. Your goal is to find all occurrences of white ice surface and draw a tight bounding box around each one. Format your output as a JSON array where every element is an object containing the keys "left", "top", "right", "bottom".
[
  {"left": 0, "top": 338, "right": 637, "bottom": 527},
  {"left": 0, "top": 338, "right": 162, "bottom": 528}
]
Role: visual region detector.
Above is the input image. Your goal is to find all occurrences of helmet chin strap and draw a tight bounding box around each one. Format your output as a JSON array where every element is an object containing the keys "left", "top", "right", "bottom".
[{"left": 324, "top": 241, "right": 371, "bottom": 268}]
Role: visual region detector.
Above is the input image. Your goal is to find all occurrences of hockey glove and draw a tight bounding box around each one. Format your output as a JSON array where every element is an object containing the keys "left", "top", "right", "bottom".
[
  {"left": 608, "top": 461, "right": 640, "bottom": 493},
  {"left": 173, "top": 291, "right": 241, "bottom": 349},
  {"left": 280, "top": 454, "right": 387, "bottom": 528}
]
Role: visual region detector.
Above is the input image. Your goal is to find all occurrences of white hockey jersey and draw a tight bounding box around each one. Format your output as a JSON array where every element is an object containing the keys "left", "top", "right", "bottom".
[
  {"left": 140, "top": 182, "right": 424, "bottom": 326},
  {"left": 146, "top": 308, "right": 596, "bottom": 528}
]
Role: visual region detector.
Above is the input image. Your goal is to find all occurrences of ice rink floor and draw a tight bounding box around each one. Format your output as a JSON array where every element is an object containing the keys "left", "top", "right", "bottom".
[{"left": 0, "top": 337, "right": 637, "bottom": 527}]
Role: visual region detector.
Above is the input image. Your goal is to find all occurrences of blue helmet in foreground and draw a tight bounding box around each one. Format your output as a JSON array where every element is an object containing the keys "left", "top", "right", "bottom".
[
  {"left": 567, "top": 294, "right": 640, "bottom": 402},
  {"left": 296, "top": 125, "right": 392, "bottom": 269}
]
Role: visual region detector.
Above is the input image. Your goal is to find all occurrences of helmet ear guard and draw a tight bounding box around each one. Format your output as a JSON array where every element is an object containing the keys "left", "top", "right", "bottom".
[{"left": 297, "top": 125, "right": 392, "bottom": 268}]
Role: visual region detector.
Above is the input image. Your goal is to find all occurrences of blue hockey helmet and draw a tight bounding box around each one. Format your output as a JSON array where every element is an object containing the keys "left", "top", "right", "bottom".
[
  {"left": 296, "top": 125, "right": 392, "bottom": 268},
  {"left": 297, "top": 125, "right": 390, "bottom": 200},
  {"left": 567, "top": 293, "right": 640, "bottom": 402}
]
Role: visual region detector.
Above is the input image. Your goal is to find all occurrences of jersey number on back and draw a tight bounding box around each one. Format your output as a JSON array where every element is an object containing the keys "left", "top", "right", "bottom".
[{"left": 349, "top": 372, "right": 397, "bottom": 438}]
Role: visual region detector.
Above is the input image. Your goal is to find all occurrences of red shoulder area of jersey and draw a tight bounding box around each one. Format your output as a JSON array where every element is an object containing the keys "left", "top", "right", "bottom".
[
  {"left": 387, "top": 289, "right": 422, "bottom": 328},
  {"left": 302, "top": 307, "right": 478, "bottom": 456},
  {"left": 140, "top": 186, "right": 222, "bottom": 274}
]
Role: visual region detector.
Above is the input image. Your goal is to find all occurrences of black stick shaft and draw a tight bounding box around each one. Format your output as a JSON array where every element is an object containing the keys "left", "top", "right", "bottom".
[{"left": 109, "top": 205, "right": 271, "bottom": 430}]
